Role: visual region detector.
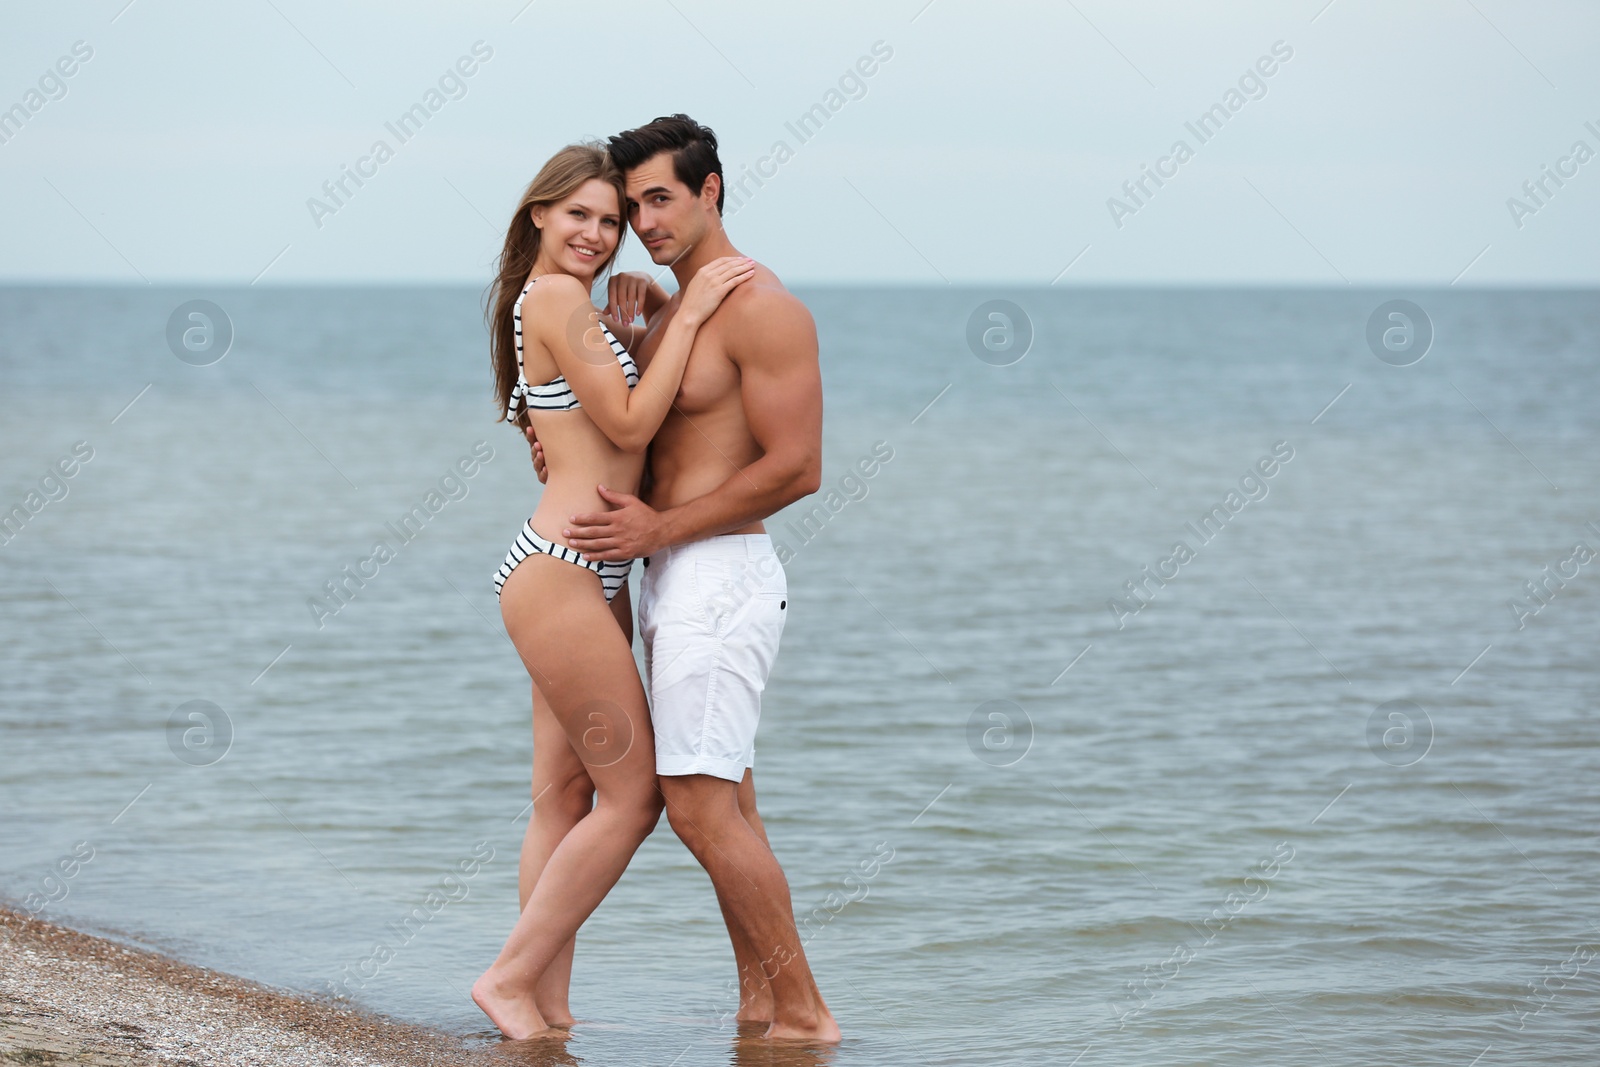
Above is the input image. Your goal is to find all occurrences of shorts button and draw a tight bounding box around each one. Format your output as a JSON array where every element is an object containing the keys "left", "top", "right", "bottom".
[{"left": 779, "top": 599, "right": 786, "bottom": 609}]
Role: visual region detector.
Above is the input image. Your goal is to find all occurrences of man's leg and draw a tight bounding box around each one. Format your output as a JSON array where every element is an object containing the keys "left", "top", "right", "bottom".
[
  {"left": 661, "top": 773, "right": 838, "bottom": 1042},
  {"left": 642, "top": 538, "right": 835, "bottom": 1040},
  {"left": 715, "top": 770, "right": 775, "bottom": 1023}
]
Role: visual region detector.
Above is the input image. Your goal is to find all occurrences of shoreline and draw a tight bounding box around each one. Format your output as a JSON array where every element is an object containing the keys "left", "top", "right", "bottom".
[{"left": 0, "top": 905, "right": 502, "bottom": 1066}]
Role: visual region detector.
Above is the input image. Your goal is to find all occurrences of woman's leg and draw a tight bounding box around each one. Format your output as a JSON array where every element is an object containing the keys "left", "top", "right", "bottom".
[
  {"left": 473, "top": 557, "right": 661, "bottom": 1039},
  {"left": 520, "top": 681, "right": 591, "bottom": 1027},
  {"left": 516, "top": 585, "right": 632, "bottom": 1025}
]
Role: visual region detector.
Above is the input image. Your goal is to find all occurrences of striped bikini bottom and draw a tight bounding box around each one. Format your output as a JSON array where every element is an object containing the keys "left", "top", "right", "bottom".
[{"left": 494, "top": 519, "right": 633, "bottom": 603}]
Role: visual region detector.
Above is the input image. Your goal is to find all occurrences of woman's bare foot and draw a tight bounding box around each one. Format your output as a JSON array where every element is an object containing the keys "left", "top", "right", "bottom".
[
  {"left": 533, "top": 992, "right": 575, "bottom": 1030},
  {"left": 471, "top": 969, "right": 558, "bottom": 1040}
]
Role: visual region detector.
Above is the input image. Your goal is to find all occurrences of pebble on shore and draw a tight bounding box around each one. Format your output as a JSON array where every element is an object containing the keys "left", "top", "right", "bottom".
[{"left": 0, "top": 905, "right": 512, "bottom": 1067}]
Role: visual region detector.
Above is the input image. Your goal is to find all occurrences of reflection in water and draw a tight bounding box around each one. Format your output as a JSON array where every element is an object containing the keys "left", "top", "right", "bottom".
[
  {"left": 462, "top": 1021, "right": 843, "bottom": 1067},
  {"left": 480, "top": 1028, "right": 579, "bottom": 1067},
  {"left": 728, "top": 1024, "right": 839, "bottom": 1067}
]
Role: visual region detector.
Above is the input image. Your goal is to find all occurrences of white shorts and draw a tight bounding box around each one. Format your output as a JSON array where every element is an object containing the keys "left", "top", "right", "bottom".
[{"left": 638, "top": 534, "right": 788, "bottom": 782}]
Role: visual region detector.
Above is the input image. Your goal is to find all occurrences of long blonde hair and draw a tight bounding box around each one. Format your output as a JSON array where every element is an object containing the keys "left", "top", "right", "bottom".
[{"left": 488, "top": 143, "right": 626, "bottom": 423}]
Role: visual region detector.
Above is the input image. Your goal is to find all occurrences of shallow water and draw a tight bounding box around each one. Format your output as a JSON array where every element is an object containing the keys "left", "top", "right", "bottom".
[{"left": 2, "top": 286, "right": 1597, "bottom": 1065}]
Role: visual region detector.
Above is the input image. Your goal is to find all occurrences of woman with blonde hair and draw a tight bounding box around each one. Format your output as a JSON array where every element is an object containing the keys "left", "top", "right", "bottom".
[{"left": 471, "top": 142, "right": 752, "bottom": 1039}]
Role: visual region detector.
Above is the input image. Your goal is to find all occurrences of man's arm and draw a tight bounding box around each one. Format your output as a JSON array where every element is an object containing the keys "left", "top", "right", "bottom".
[
  {"left": 565, "top": 288, "right": 822, "bottom": 559},
  {"left": 601, "top": 271, "right": 672, "bottom": 349},
  {"left": 658, "top": 292, "right": 822, "bottom": 544}
]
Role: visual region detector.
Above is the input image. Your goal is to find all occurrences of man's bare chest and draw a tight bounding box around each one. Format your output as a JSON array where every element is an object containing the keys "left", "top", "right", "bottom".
[{"left": 638, "top": 310, "right": 740, "bottom": 415}]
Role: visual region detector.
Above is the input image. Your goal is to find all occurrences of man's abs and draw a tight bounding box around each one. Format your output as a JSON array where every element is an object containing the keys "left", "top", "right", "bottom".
[{"left": 644, "top": 383, "right": 765, "bottom": 535}]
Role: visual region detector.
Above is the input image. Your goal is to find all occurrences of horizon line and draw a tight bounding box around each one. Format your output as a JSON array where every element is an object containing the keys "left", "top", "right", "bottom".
[{"left": 2, "top": 279, "right": 1597, "bottom": 291}]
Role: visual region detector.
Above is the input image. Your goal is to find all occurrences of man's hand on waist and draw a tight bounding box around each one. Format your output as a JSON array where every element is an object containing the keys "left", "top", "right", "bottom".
[{"left": 566, "top": 485, "right": 669, "bottom": 562}]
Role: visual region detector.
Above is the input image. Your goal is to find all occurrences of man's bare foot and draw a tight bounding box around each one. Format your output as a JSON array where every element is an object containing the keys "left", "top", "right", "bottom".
[
  {"left": 765, "top": 1005, "right": 840, "bottom": 1043},
  {"left": 471, "top": 969, "right": 557, "bottom": 1040}
]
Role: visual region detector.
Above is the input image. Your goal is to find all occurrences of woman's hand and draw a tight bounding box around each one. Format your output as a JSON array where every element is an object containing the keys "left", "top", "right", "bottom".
[
  {"left": 605, "top": 271, "right": 656, "bottom": 324},
  {"left": 679, "top": 257, "right": 756, "bottom": 329}
]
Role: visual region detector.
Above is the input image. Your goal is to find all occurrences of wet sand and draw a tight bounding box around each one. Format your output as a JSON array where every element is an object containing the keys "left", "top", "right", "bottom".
[{"left": 0, "top": 905, "right": 511, "bottom": 1066}]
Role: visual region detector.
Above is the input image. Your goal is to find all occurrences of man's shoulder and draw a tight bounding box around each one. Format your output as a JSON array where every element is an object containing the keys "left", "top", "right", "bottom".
[{"left": 715, "top": 270, "right": 815, "bottom": 346}]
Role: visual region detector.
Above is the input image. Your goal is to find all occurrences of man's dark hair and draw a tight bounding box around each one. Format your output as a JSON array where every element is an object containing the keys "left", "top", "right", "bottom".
[{"left": 608, "top": 113, "right": 725, "bottom": 215}]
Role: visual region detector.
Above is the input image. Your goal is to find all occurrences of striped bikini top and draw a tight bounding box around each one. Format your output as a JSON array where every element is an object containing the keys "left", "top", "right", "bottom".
[{"left": 506, "top": 276, "right": 640, "bottom": 418}]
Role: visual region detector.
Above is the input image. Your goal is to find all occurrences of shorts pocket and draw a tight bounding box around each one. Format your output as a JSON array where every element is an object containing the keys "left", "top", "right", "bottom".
[
  {"left": 692, "top": 558, "right": 733, "bottom": 636},
  {"left": 744, "top": 590, "right": 788, "bottom": 682}
]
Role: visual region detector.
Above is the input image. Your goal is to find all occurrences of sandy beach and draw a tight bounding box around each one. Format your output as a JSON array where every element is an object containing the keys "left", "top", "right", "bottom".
[{"left": 0, "top": 906, "right": 510, "bottom": 1067}]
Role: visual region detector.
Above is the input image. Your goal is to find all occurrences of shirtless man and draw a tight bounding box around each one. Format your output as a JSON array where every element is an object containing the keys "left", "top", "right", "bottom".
[{"left": 532, "top": 114, "right": 836, "bottom": 1042}]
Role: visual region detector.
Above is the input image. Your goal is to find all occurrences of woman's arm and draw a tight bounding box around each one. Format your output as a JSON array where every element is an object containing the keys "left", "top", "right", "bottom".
[
  {"left": 529, "top": 259, "right": 753, "bottom": 453},
  {"left": 597, "top": 314, "right": 645, "bottom": 351}
]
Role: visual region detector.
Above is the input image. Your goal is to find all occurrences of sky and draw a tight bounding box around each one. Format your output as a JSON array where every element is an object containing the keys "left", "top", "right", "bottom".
[{"left": 2, "top": 0, "right": 1597, "bottom": 286}]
